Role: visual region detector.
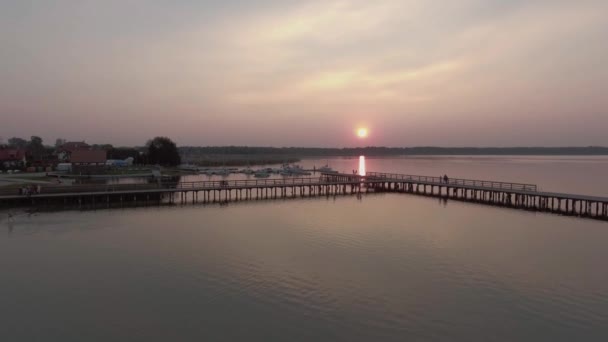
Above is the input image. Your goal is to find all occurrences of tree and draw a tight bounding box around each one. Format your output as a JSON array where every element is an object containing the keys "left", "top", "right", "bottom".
[
  {"left": 28, "top": 136, "right": 45, "bottom": 161},
  {"left": 91, "top": 144, "right": 113, "bottom": 150},
  {"left": 55, "top": 138, "right": 66, "bottom": 147},
  {"left": 8, "top": 137, "right": 28, "bottom": 149},
  {"left": 146, "top": 137, "right": 181, "bottom": 166}
]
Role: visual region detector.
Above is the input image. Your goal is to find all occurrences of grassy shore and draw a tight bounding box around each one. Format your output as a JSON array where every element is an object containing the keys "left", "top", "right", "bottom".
[{"left": 97, "top": 168, "right": 152, "bottom": 175}]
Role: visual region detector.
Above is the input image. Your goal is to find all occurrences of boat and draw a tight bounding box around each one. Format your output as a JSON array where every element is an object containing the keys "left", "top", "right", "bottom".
[
  {"left": 278, "top": 163, "right": 310, "bottom": 176},
  {"left": 216, "top": 168, "right": 230, "bottom": 177},
  {"left": 290, "top": 165, "right": 311, "bottom": 176},
  {"left": 317, "top": 164, "right": 335, "bottom": 173},
  {"left": 254, "top": 170, "right": 270, "bottom": 178},
  {"left": 241, "top": 167, "right": 254, "bottom": 175}
]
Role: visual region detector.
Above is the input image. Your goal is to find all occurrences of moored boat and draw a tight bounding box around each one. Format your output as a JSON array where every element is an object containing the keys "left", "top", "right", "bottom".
[{"left": 254, "top": 170, "right": 270, "bottom": 178}]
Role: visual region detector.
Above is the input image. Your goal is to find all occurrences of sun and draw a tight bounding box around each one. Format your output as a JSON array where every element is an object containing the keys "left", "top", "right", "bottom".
[{"left": 357, "top": 128, "right": 368, "bottom": 138}]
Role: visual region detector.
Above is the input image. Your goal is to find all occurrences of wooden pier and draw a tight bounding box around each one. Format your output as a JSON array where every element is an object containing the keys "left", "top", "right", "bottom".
[
  {"left": 0, "top": 172, "right": 607, "bottom": 221},
  {"left": 359, "top": 172, "right": 608, "bottom": 220}
]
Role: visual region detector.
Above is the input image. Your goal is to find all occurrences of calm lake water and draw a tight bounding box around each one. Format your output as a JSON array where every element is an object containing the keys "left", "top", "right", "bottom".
[{"left": 2, "top": 156, "right": 608, "bottom": 341}]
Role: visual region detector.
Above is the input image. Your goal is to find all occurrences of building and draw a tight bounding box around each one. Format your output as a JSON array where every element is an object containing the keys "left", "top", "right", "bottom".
[
  {"left": 70, "top": 150, "right": 107, "bottom": 173},
  {"left": 0, "top": 148, "right": 27, "bottom": 170},
  {"left": 56, "top": 141, "right": 91, "bottom": 162}
]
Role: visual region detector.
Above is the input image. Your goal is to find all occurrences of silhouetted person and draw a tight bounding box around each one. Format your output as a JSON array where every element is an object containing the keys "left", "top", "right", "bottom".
[{"left": 443, "top": 174, "right": 449, "bottom": 184}]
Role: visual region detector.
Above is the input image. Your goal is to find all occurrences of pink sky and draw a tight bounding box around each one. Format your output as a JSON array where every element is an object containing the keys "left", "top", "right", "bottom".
[{"left": 1, "top": 0, "right": 607, "bottom": 147}]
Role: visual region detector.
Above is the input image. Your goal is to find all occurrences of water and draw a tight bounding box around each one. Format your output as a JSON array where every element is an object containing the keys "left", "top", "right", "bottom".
[
  {"left": 2, "top": 156, "right": 608, "bottom": 341},
  {"left": 182, "top": 155, "right": 608, "bottom": 196}
]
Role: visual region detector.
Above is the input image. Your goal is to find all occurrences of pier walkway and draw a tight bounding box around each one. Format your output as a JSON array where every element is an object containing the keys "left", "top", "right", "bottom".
[
  {"left": 360, "top": 172, "right": 608, "bottom": 220},
  {"left": 0, "top": 172, "right": 606, "bottom": 221}
]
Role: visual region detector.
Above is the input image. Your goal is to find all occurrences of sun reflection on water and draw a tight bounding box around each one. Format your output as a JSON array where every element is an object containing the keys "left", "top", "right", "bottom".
[{"left": 358, "top": 156, "right": 366, "bottom": 176}]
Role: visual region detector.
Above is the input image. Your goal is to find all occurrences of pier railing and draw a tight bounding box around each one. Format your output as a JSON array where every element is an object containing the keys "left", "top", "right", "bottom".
[
  {"left": 171, "top": 177, "right": 332, "bottom": 189},
  {"left": 366, "top": 172, "right": 537, "bottom": 192},
  {"left": 0, "top": 177, "right": 344, "bottom": 197},
  {"left": 0, "top": 173, "right": 537, "bottom": 197}
]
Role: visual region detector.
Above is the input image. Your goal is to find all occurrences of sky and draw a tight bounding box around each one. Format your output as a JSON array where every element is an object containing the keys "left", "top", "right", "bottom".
[{"left": 1, "top": 0, "right": 607, "bottom": 147}]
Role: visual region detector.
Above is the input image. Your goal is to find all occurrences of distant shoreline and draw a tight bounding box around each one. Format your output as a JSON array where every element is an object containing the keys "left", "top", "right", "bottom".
[
  {"left": 179, "top": 146, "right": 608, "bottom": 161},
  {"left": 179, "top": 148, "right": 608, "bottom": 166},
  {"left": 180, "top": 155, "right": 300, "bottom": 167}
]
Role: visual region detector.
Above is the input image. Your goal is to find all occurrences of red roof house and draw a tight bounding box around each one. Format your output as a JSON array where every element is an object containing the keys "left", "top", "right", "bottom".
[
  {"left": 59, "top": 141, "right": 90, "bottom": 153},
  {"left": 0, "top": 148, "right": 27, "bottom": 169},
  {"left": 0, "top": 148, "right": 26, "bottom": 161},
  {"left": 70, "top": 150, "right": 107, "bottom": 165},
  {"left": 56, "top": 141, "right": 91, "bottom": 162}
]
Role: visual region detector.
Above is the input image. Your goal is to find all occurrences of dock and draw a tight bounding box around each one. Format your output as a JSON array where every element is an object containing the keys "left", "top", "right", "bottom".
[
  {"left": 357, "top": 172, "right": 608, "bottom": 220},
  {"left": 0, "top": 171, "right": 607, "bottom": 221}
]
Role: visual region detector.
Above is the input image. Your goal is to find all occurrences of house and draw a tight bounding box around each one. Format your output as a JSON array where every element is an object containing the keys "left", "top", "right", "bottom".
[
  {"left": 0, "top": 147, "right": 27, "bottom": 170},
  {"left": 56, "top": 141, "right": 91, "bottom": 162},
  {"left": 70, "top": 149, "right": 107, "bottom": 173}
]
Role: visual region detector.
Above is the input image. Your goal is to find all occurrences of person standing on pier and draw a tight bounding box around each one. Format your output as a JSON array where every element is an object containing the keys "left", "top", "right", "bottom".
[{"left": 443, "top": 174, "right": 449, "bottom": 184}]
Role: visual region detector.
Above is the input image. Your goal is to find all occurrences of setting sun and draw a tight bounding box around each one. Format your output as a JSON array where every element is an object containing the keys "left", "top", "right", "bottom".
[{"left": 357, "top": 128, "right": 368, "bottom": 138}]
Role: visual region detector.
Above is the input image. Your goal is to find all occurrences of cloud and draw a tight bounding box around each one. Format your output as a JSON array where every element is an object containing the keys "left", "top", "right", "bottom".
[
  {"left": 254, "top": 0, "right": 404, "bottom": 44},
  {"left": 1, "top": 0, "right": 607, "bottom": 145}
]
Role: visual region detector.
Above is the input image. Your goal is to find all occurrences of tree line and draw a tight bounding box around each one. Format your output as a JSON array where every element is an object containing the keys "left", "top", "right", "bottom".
[
  {"left": 179, "top": 146, "right": 608, "bottom": 156},
  {"left": 2, "top": 136, "right": 182, "bottom": 167},
  {"left": 5, "top": 134, "right": 606, "bottom": 169}
]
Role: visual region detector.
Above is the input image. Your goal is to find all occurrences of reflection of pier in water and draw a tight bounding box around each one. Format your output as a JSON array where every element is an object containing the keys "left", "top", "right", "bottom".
[{"left": 0, "top": 170, "right": 607, "bottom": 221}]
